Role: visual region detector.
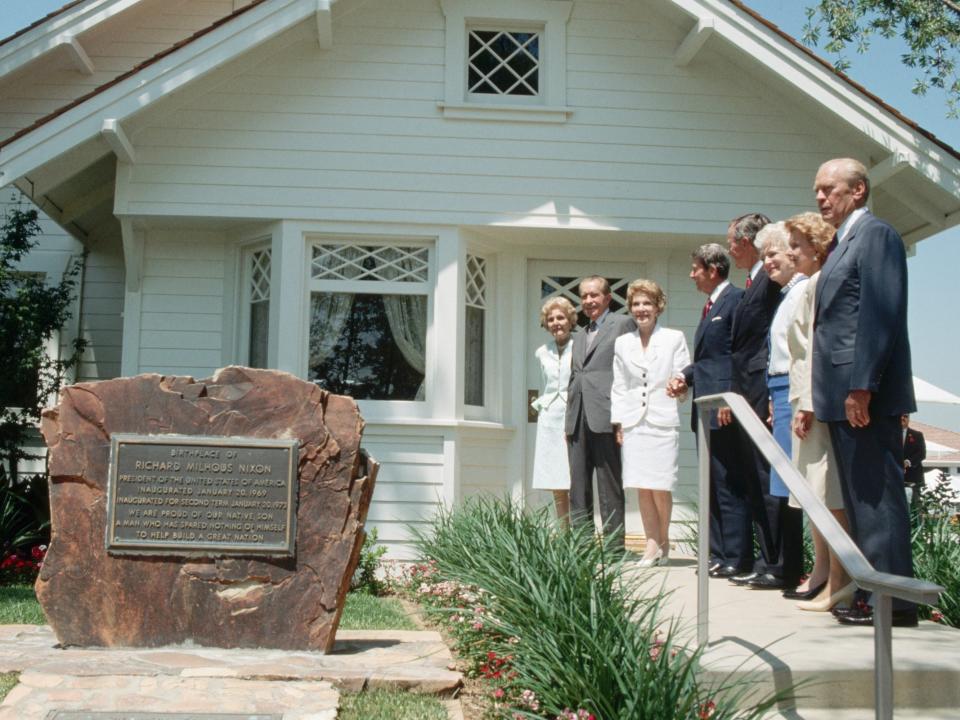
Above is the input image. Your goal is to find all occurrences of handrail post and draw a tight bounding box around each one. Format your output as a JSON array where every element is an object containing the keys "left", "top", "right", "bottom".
[
  {"left": 696, "top": 407, "right": 711, "bottom": 647},
  {"left": 874, "top": 593, "right": 893, "bottom": 720}
]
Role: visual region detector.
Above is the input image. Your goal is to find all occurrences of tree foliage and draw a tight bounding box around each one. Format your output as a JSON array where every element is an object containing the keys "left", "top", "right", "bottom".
[
  {"left": 802, "top": 0, "right": 960, "bottom": 118},
  {"left": 0, "top": 204, "right": 85, "bottom": 482}
]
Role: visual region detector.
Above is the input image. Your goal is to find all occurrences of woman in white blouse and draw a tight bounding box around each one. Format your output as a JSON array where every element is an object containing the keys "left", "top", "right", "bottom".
[
  {"left": 531, "top": 296, "right": 577, "bottom": 523},
  {"left": 611, "top": 280, "right": 690, "bottom": 567},
  {"left": 784, "top": 211, "right": 852, "bottom": 611}
]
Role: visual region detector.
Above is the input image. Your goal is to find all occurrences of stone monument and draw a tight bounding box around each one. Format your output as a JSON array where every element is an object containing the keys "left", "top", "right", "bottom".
[{"left": 36, "top": 366, "right": 377, "bottom": 652}]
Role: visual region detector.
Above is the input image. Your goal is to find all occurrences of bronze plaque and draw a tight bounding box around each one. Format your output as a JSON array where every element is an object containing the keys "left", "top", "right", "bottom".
[{"left": 105, "top": 434, "right": 298, "bottom": 557}]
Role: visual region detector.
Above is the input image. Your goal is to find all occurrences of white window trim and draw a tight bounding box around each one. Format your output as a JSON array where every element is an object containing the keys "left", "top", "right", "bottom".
[
  {"left": 238, "top": 240, "right": 272, "bottom": 367},
  {"left": 464, "top": 252, "right": 492, "bottom": 417},
  {"left": 439, "top": 0, "right": 573, "bottom": 123},
  {"left": 302, "top": 234, "right": 437, "bottom": 420}
]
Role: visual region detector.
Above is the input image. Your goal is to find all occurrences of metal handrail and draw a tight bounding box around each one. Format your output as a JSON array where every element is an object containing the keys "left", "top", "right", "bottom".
[{"left": 694, "top": 392, "right": 943, "bottom": 720}]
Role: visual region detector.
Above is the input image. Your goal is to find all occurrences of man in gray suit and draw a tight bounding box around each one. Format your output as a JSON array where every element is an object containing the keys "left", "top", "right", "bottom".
[
  {"left": 565, "top": 276, "right": 635, "bottom": 549},
  {"left": 812, "top": 157, "right": 917, "bottom": 627}
]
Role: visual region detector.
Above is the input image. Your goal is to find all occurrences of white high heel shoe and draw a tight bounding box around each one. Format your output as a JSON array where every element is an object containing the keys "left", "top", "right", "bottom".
[{"left": 638, "top": 548, "right": 664, "bottom": 568}]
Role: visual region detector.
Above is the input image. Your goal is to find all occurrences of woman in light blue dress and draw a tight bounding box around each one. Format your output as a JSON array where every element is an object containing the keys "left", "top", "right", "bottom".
[{"left": 531, "top": 296, "right": 577, "bottom": 523}]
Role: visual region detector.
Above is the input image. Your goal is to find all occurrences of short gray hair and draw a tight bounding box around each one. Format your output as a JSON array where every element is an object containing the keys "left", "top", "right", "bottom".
[
  {"left": 691, "top": 243, "right": 730, "bottom": 279},
  {"left": 755, "top": 221, "right": 790, "bottom": 253}
]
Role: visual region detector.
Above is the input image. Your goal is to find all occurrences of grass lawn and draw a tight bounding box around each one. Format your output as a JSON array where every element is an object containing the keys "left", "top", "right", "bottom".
[
  {"left": 338, "top": 689, "right": 447, "bottom": 720},
  {"left": 0, "top": 672, "right": 16, "bottom": 702},
  {"left": 0, "top": 584, "right": 415, "bottom": 631},
  {"left": 339, "top": 592, "right": 417, "bottom": 630},
  {"left": 0, "top": 585, "right": 43, "bottom": 624}
]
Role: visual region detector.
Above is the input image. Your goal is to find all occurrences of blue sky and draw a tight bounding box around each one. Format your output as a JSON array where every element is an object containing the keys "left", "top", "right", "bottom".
[{"left": 3, "top": 0, "right": 959, "bottom": 429}]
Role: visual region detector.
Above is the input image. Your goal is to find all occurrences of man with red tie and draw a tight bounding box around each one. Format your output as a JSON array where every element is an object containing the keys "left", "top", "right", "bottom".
[{"left": 676, "top": 244, "right": 747, "bottom": 576}]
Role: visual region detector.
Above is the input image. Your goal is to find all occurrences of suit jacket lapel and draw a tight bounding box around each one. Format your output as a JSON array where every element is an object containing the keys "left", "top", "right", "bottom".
[{"left": 695, "top": 284, "right": 730, "bottom": 350}]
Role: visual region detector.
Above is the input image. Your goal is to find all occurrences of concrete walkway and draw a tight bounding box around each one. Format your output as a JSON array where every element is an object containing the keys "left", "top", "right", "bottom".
[
  {"left": 628, "top": 557, "right": 960, "bottom": 718},
  {"left": 0, "top": 624, "right": 462, "bottom": 720}
]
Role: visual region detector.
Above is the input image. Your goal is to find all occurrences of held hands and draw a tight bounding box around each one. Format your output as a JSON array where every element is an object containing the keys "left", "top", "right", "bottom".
[
  {"left": 666, "top": 377, "right": 687, "bottom": 398},
  {"left": 614, "top": 424, "right": 624, "bottom": 446},
  {"left": 845, "top": 390, "right": 872, "bottom": 428},
  {"left": 792, "top": 410, "right": 813, "bottom": 439}
]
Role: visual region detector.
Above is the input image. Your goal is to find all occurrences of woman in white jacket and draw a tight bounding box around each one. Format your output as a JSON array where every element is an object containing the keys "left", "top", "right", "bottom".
[
  {"left": 531, "top": 296, "right": 577, "bottom": 523},
  {"left": 612, "top": 279, "right": 690, "bottom": 567}
]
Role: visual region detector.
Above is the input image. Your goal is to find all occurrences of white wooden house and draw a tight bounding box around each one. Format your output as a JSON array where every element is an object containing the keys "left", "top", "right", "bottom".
[{"left": 3, "top": 0, "right": 959, "bottom": 557}]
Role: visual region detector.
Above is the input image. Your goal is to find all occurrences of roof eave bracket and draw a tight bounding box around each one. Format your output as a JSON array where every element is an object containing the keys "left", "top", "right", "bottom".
[
  {"left": 674, "top": 17, "right": 715, "bottom": 67},
  {"left": 59, "top": 35, "right": 96, "bottom": 76},
  {"left": 101, "top": 118, "right": 136, "bottom": 164},
  {"left": 317, "top": 0, "right": 333, "bottom": 49}
]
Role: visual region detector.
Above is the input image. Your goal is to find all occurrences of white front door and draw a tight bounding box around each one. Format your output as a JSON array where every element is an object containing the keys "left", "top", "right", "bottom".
[{"left": 525, "top": 260, "right": 644, "bottom": 535}]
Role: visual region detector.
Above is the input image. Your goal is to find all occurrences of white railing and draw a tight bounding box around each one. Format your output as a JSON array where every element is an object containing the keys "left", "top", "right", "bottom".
[{"left": 694, "top": 392, "right": 943, "bottom": 720}]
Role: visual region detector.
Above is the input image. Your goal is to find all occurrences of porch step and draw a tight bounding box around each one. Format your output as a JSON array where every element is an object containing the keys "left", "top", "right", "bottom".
[{"left": 629, "top": 558, "right": 960, "bottom": 714}]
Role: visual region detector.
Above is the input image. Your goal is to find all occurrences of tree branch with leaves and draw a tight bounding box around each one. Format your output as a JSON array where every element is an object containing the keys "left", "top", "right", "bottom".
[{"left": 802, "top": 0, "right": 960, "bottom": 118}]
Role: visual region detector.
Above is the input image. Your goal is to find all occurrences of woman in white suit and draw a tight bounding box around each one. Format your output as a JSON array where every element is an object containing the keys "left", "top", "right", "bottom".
[
  {"left": 612, "top": 280, "right": 690, "bottom": 567},
  {"left": 531, "top": 296, "right": 577, "bottom": 523}
]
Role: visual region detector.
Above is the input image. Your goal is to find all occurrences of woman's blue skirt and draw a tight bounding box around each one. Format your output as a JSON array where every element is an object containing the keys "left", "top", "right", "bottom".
[{"left": 768, "top": 374, "right": 791, "bottom": 498}]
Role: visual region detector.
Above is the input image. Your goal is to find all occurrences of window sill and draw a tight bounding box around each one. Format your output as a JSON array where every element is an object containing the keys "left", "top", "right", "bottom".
[{"left": 438, "top": 102, "right": 572, "bottom": 123}]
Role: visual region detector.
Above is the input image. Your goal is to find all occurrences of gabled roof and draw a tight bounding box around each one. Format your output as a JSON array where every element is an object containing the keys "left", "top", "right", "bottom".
[
  {"left": 726, "top": 0, "right": 959, "bottom": 165},
  {"left": 0, "top": 0, "right": 958, "bottom": 233},
  {"left": 1, "top": 0, "right": 270, "bottom": 152},
  {"left": 0, "top": 0, "right": 86, "bottom": 49},
  {"left": 0, "top": 0, "right": 324, "bottom": 187}
]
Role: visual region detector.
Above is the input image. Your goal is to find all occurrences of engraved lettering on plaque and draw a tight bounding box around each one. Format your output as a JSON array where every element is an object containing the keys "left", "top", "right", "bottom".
[{"left": 105, "top": 434, "right": 298, "bottom": 557}]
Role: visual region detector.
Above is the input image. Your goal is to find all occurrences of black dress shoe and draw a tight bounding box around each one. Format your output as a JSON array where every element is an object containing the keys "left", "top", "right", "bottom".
[
  {"left": 782, "top": 581, "right": 826, "bottom": 601},
  {"left": 709, "top": 560, "right": 723, "bottom": 573},
  {"left": 729, "top": 572, "right": 759, "bottom": 586},
  {"left": 709, "top": 565, "right": 742, "bottom": 578},
  {"left": 746, "top": 573, "right": 794, "bottom": 590},
  {"left": 835, "top": 607, "right": 919, "bottom": 627}
]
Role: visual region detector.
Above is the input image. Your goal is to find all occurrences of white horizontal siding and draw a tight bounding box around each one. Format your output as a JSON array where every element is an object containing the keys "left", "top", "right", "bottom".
[
  {"left": 460, "top": 437, "right": 512, "bottom": 499},
  {"left": 77, "top": 235, "right": 124, "bottom": 381},
  {"left": 123, "top": 0, "right": 850, "bottom": 231},
  {"left": 362, "top": 429, "right": 446, "bottom": 560},
  {"left": 135, "top": 229, "right": 226, "bottom": 376},
  {"left": 0, "top": 0, "right": 236, "bottom": 141}
]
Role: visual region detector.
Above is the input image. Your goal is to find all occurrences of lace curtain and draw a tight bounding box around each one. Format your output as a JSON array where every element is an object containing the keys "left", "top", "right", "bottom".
[{"left": 383, "top": 295, "right": 427, "bottom": 400}]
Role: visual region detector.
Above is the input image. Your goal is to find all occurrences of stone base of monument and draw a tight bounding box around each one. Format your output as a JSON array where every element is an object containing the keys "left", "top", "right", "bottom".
[
  {"left": 37, "top": 367, "right": 378, "bottom": 652},
  {"left": 0, "top": 624, "right": 463, "bottom": 720}
]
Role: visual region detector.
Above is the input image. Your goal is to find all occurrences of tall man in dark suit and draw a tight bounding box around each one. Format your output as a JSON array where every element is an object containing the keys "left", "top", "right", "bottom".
[
  {"left": 725, "top": 213, "right": 802, "bottom": 591},
  {"left": 565, "top": 276, "right": 636, "bottom": 549},
  {"left": 812, "top": 158, "right": 918, "bottom": 626},
  {"left": 674, "top": 244, "right": 749, "bottom": 576}
]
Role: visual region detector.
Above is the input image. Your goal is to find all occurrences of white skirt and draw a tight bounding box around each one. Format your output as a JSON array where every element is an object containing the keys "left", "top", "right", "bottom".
[
  {"left": 531, "top": 401, "right": 571, "bottom": 490},
  {"left": 621, "top": 421, "right": 678, "bottom": 491}
]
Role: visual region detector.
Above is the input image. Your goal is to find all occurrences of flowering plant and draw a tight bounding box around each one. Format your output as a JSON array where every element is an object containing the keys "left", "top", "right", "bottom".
[{"left": 0, "top": 544, "right": 45, "bottom": 585}]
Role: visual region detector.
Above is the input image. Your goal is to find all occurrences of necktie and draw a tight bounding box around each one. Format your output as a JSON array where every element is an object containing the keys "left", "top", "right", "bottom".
[
  {"left": 745, "top": 274, "right": 752, "bottom": 289},
  {"left": 586, "top": 320, "right": 598, "bottom": 349},
  {"left": 701, "top": 299, "right": 713, "bottom": 320}
]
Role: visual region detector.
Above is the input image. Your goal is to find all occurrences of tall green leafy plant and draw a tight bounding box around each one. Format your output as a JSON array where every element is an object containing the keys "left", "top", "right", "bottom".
[
  {"left": 413, "top": 496, "right": 794, "bottom": 719},
  {"left": 912, "top": 473, "right": 960, "bottom": 627},
  {"left": 0, "top": 203, "right": 85, "bottom": 553}
]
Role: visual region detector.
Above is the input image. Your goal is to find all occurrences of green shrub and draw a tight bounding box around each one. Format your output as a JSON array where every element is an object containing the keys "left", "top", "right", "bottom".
[
  {"left": 912, "top": 474, "right": 960, "bottom": 627},
  {"left": 411, "top": 496, "right": 792, "bottom": 719},
  {"left": 350, "top": 527, "right": 388, "bottom": 595}
]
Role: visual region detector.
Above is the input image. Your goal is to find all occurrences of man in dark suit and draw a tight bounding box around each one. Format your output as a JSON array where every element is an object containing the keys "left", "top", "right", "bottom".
[
  {"left": 811, "top": 157, "right": 917, "bottom": 627},
  {"left": 673, "top": 244, "right": 748, "bottom": 576},
  {"left": 565, "top": 275, "right": 635, "bottom": 549},
  {"left": 725, "top": 213, "right": 802, "bottom": 591},
  {"left": 902, "top": 415, "right": 927, "bottom": 507}
]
